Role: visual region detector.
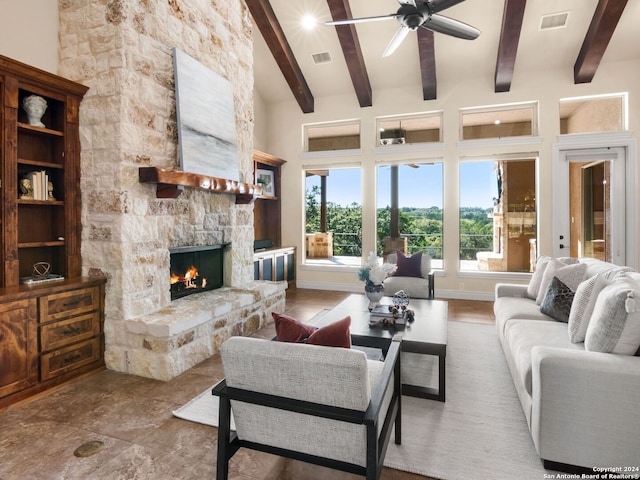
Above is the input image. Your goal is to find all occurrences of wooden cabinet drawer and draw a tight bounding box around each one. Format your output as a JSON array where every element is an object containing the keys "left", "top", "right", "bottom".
[
  {"left": 40, "top": 337, "right": 101, "bottom": 381},
  {"left": 40, "top": 287, "right": 99, "bottom": 322},
  {"left": 40, "top": 312, "right": 100, "bottom": 352}
]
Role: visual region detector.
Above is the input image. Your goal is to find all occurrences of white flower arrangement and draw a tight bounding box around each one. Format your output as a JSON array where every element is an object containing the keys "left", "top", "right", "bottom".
[{"left": 357, "top": 251, "right": 397, "bottom": 286}]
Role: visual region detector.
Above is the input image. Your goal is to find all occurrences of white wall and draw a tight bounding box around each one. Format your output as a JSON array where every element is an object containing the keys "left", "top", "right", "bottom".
[
  {"left": 262, "top": 59, "right": 640, "bottom": 298},
  {"left": 0, "top": 0, "right": 58, "bottom": 74}
]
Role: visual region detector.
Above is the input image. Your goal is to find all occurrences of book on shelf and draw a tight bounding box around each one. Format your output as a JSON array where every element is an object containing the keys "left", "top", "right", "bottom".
[{"left": 24, "top": 170, "right": 50, "bottom": 200}]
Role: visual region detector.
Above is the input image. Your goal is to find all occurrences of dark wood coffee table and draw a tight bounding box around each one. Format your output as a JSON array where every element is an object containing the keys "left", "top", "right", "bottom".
[{"left": 315, "top": 294, "right": 448, "bottom": 402}]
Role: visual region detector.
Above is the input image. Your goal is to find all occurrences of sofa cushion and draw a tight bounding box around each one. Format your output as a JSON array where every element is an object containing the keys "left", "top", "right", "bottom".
[
  {"left": 539, "top": 276, "right": 575, "bottom": 323},
  {"left": 273, "top": 312, "right": 318, "bottom": 342},
  {"left": 536, "top": 260, "right": 587, "bottom": 305},
  {"left": 393, "top": 251, "right": 423, "bottom": 278},
  {"left": 307, "top": 315, "right": 352, "bottom": 348},
  {"left": 568, "top": 274, "right": 611, "bottom": 343},
  {"left": 494, "top": 296, "right": 554, "bottom": 342},
  {"left": 505, "top": 320, "right": 583, "bottom": 396},
  {"left": 585, "top": 279, "right": 640, "bottom": 355}
]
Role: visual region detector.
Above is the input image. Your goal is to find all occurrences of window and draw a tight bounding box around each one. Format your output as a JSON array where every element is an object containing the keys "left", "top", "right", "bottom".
[
  {"left": 376, "top": 162, "right": 444, "bottom": 269},
  {"left": 376, "top": 112, "right": 442, "bottom": 146},
  {"left": 305, "top": 167, "right": 362, "bottom": 265},
  {"left": 304, "top": 120, "right": 361, "bottom": 152},
  {"left": 460, "top": 103, "right": 537, "bottom": 140},
  {"left": 459, "top": 158, "right": 537, "bottom": 272},
  {"left": 559, "top": 93, "right": 627, "bottom": 134}
]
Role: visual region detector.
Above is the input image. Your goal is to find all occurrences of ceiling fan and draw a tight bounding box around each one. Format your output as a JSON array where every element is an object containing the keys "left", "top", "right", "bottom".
[{"left": 325, "top": 0, "right": 480, "bottom": 57}]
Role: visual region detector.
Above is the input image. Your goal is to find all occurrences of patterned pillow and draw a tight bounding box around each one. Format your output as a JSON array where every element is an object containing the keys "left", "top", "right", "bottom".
[
  {"left": 535, "top": 260, "right": 587, "bottom": 305},
  {"left": 584, "top": 279, "right": 640, "bottom": 355},
  {"left": 568, "top": 274, "right": 611, "bottom": 343},
  {"left": 540, "top": 276, "right": 575, "bottom": 323}
]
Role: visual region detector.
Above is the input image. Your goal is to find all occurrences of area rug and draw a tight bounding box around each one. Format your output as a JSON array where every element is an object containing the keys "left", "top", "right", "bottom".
[{"left": 173, "top": 321, "right": 548, "bottom": 480}]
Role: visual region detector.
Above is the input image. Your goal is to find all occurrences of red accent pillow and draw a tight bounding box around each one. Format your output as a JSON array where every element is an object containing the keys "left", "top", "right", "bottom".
[
  {"left": 307, "top": 315, "right": 352, "bottom": 348},
  {"left": 272, "top": 312, "right": 317, "bottom": 343},
  {"left": 393, "top": 251, "right": 423, "bottom": 277}
]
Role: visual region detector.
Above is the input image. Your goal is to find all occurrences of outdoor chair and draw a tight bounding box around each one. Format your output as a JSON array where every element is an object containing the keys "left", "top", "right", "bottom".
[
  {"left": 383, "top": 251, "right": 435, "bottom": 299},
  {"left": 213, "top": 335, "right": 402, "bottom": 480}
]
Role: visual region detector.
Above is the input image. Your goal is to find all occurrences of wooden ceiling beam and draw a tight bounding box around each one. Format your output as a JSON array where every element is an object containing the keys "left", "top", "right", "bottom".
[
  {"left": 326, "top": 0, "right": 373, "bottom": 108},
  {"left": 574, "top": 0, "right": 629, "bottom": 84},
  {"left": 245, "top": 0, "right": 314, "bottom": 113},
  {"left": 494, "top": 0, "right": 527, "bottom": 93},
  {"left": 417, "top": 28, "right": 437, "bottom": 100}
]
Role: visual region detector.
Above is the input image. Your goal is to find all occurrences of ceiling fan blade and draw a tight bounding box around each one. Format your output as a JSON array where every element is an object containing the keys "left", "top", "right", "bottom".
[
  {"left": 421, "top": 13, "right": 480, "bottom": 40},
  {"left": 428, "top": 0, "right": 468, "bottom": 14},
  {"left": 383, "top": 25, "right": 411, "bottom": 57},
  {"left": 325, "top": 14, "right": 398, "bottom": 26}
]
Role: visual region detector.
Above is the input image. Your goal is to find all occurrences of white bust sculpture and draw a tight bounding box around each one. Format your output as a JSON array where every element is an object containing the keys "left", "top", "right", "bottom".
[{"left": 22, "top": 95, "right": 47, "bottom": 127}]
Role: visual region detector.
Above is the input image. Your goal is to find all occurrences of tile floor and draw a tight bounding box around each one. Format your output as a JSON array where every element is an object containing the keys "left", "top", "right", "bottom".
[{"left": 0, "top": 289, "right": 495, "bottom": 480}]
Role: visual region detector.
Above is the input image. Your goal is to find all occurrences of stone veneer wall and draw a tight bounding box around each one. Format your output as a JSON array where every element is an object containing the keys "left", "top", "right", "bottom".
[{"left": 57, "top": 0, "right": 278, "bottom": 378}]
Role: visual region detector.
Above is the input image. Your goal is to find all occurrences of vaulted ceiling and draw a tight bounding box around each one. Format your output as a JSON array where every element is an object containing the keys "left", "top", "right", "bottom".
[{"left": 247, "top": 0, "right": 637, "bottom": 114}]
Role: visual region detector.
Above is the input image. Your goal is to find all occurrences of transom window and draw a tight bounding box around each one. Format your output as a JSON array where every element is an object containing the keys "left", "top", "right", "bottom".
[
  {"left": 559, "top": 93, "right": 627, "bottom": 134},
  {"left": 376, "top": 112, "right": 442, "bottom": 146},
  {"left": 460, "top": 103, "right": 538, "bottom": 140},
  {"left": 304, "top": 120, "right": 361, "bottom": 152}
]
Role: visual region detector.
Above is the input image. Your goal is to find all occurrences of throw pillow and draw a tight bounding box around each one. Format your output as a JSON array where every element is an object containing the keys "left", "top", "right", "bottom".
[
  {"left": 568, "top": 274, "right": 611, "bottom": 343},
  {"left": 584, "top": 279, "right": 640, "bottom": 355},
  {"left": 273, "top": 312, "right": 317, "bottom": 343},
  {"left": 307, "top": 315, "right": 352, "bottom": 348},
  {"left": 535, "top": 259, "right": 587, "bottom": 305},
  {"left": 393, "top": 251, "right": 423, "bottom": 278},
  {"left": 526, "top": 256, "right": 553, "bottom": 300},
  {"left": 540, "top": 276, "right": 575, "bottom": 323}
]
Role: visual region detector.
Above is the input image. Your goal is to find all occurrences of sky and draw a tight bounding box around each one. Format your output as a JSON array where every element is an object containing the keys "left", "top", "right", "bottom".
[{"left": 305, "top": 162, "right": 498, "bottom": 209}]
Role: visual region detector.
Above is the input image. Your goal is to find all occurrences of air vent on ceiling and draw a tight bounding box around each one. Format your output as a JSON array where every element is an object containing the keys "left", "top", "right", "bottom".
[
  {"left": 540, "top": 12, "right": 569, "bottom": 31},
  {"left": 312, "top": 51, "right": 332, "bottom": 65}
]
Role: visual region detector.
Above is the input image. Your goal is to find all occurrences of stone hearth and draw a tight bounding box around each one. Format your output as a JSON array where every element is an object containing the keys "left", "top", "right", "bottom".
[{"left": 111, "top": 282, "right": 286, "bottom": 381}]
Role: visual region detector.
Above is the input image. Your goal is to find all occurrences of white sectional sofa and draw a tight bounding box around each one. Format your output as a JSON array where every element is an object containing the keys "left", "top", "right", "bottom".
[{"left": 494, "top": 257, "right": 640, "bottom": 471}]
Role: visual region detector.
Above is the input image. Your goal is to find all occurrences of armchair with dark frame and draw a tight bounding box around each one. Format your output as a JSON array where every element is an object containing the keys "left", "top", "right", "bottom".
[{"left": 213, "top": 335, "right": 402, "bottom": 480}]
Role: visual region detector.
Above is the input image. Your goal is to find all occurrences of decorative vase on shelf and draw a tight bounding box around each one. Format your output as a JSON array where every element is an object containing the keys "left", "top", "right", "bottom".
[{"left": 364, "top": 281, "right": 385, "bottom": 310}]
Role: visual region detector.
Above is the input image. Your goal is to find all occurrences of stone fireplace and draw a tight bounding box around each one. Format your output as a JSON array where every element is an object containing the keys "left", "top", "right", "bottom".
[{"left": 57, "top": 1, "right": 286, "bottom": 381}]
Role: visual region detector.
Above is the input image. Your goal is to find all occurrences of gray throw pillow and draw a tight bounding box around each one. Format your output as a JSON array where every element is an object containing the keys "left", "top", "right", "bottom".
[
  {"left": 585, "top": 279, "right": 640, "bottom": 355},
  {"left": 540, "top": 276, "right": 575, "bottom": 323},
  {"left": 526, "top": 256, "right": 553, "bottom": 300},
  {"left": 568, "top": 274, "right": 611, "bottom": 343}
]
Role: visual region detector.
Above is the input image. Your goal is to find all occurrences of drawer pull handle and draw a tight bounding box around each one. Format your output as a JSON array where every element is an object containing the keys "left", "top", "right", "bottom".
[
  {"left": 63, "top": 300, "right": 81, "bottom": 308},
  {"left": 63, "top": 327, "right": 82, "bottom": 336},
  {"left": 63, "top": 353, "right": 82, "bottom": 365}
]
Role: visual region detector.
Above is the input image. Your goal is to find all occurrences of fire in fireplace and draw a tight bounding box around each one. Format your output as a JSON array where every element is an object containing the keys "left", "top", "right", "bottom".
[{"left": 169, "top": 244, "right": 226, "bottom": 300}]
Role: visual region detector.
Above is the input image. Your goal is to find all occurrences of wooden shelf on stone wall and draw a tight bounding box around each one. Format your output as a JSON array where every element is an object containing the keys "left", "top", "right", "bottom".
[{"left": 138, "top": 167, "right": 262, "bottom": 203}]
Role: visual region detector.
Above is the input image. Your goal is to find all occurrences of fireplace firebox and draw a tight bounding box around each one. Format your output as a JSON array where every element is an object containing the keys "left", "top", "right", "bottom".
[{"left": 169, "top": 244, "right": 227, "bottom": 300}]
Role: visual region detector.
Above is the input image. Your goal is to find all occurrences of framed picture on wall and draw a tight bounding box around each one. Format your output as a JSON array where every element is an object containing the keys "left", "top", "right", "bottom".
[{"left": 256, "top": 169, "right": 275, "bottom": 197}]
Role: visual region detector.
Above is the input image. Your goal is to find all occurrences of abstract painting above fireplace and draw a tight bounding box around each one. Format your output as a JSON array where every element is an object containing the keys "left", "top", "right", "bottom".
[{"left": 169, "top": 244, "right": 227, "bottom": 301}]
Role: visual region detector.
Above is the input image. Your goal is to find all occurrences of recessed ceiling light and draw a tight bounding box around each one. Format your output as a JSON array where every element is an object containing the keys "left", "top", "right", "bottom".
[
  {"left": 494, "top": 120, "right": 501, "bottom": 125},
  {"left": 301, "top": 14, "right": 317, "bottom": 30}
]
